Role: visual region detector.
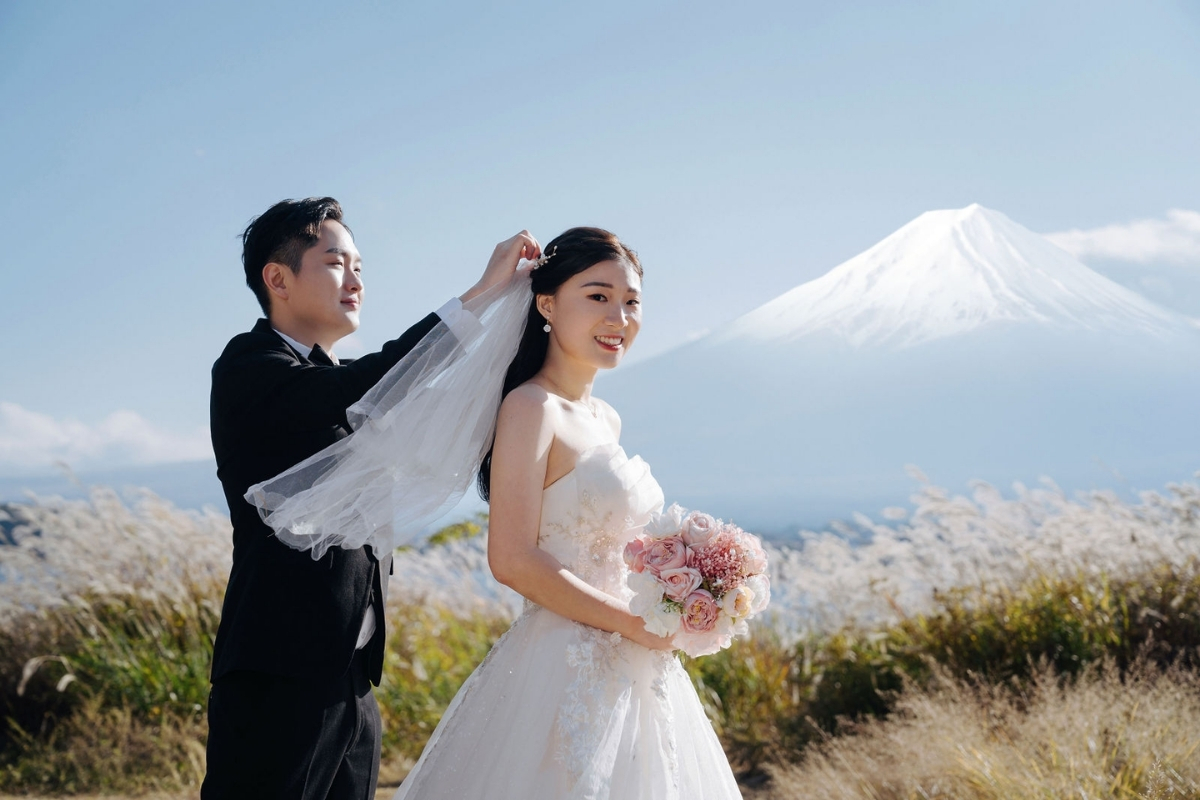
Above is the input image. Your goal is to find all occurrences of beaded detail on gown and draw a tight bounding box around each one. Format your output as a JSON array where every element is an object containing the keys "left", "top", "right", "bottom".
[{"left": 392, "top": 444, "right": 743, "bottom": 800}]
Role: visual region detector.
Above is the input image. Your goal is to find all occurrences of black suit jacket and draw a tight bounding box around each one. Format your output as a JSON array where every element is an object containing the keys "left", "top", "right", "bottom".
[{"left": 209, "top": 314, "right": 440, "bottom": 685}]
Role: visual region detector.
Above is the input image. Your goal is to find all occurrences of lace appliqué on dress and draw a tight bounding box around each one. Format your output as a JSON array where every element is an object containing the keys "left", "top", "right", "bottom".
[
  {"left": 651, "top": 652, "right": 682, "bottom": 793},
  {"left": 554, "top": 623, "right": 625, "bottom": 788},
  {"left": 540, "top": 488, "right": 638, "bottom": 595}
]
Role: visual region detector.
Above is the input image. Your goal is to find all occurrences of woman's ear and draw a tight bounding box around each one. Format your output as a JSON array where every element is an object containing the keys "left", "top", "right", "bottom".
[{"left": 535, "top": 294, "right": 554, "bottom": 325}]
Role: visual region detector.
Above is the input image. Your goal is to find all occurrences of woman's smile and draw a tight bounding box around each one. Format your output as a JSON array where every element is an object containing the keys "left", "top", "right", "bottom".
[{"left": 595, "top": 334, "right": 624, "bottom": 352}]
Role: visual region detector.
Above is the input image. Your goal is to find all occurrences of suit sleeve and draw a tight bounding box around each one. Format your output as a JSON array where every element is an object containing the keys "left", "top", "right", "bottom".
[{"left": 220, "top": 313, "right": 441, "bottom": 435}]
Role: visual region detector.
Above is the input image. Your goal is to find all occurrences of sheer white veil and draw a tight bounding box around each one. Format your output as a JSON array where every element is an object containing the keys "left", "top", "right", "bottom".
[{"left": 244, "top": 263, "right": 535, "bottom": 559}]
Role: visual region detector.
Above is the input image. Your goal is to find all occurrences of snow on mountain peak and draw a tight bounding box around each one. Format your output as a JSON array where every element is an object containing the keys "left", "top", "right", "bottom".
[{"left": 713, "top": 204, "right": 1187, "bottom": 349}]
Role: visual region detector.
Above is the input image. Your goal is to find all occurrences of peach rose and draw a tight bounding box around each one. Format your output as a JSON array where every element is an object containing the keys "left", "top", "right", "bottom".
[
  {"left": 643, "top": 536, "right": 688, "bottom": 576},
  {"left": 681, "top": 511, "right": 718, "bottom": 547},
  {"left": 658, "top": 566, "right": 704, "bottom": 603},
  {"left": 721, "top": 585, "right": 755, "bottom": 618},
  {"left": 681, "top": 589, "right": 720, "bottom": 633}
]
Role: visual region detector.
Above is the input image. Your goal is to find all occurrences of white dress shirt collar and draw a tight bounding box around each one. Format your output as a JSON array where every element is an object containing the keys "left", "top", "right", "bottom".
[{"left": 272, "top": 329, "right": 339, "bottom": 365}]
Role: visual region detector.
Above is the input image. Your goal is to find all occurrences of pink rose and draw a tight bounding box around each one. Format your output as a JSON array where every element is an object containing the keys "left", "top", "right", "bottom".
[
  {"left": 681, "top": 511, "right": 718, "bottom": 547},
  {"left": 676, "top": 614, "right": 735, "bottom": 657},
  {"left": 658, "top": 566, "right": 703, "bottom": 603},
  {"left": 681, "top": 589, "right": 720, "bottom": 633},
  {"left": 643, "top": 536, "right": 688, "bottom": 576},
  {"left": 623, "top": 537, "right": 648, "bottom": 574}
]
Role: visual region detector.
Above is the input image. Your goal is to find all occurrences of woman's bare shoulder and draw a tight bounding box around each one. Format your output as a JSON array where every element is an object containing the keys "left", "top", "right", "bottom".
[
  {"left": 502, "top": 381, "right": 551, "bottom": 409},
  {"left": 497, "top": 382, "right": 559, "bottom": 429}
]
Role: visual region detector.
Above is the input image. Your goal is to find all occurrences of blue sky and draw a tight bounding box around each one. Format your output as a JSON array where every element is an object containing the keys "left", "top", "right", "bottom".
[{"left": 1, "top": 0, "right": 1199, "bottom": 477}]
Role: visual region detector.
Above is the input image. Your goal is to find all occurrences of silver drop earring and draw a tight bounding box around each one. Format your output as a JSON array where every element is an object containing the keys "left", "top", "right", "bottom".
[{"left": 543, "top": 321, "right": 552, "bottom": 333}]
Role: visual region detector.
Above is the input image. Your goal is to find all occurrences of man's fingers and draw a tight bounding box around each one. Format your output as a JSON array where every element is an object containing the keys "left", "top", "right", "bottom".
[
  {"left": 509, "top": 231, "right": 540, "bottom": 262},
  {"left": 521, "top": 232, "right": 541, "bottom": 261}
]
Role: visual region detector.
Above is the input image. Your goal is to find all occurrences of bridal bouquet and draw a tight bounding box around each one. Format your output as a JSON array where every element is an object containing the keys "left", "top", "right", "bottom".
[{"left": 624, "top": 504, "right": 770, "bottom": 657}]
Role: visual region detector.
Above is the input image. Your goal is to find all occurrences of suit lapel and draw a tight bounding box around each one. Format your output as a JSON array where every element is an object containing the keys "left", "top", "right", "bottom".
[
  {"left": 309, "top": 344, "right": 336, "bottom": 366},
  {"left": 252, "top": 318, "right": 311, "bottom": 364}
]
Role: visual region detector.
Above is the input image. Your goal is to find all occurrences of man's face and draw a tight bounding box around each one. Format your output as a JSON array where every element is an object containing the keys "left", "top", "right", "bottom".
[{"left": 284, "top": 220, "right": 364, "bottom": 342}]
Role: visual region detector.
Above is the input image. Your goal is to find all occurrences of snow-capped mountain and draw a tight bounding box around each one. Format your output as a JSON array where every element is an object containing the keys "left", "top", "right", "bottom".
[
  {"left": 714, "top": 204, "right": 1191, "bottom": 349},
  {"left": 599, "top": 205, "right": 1200, "bottom": 532}
]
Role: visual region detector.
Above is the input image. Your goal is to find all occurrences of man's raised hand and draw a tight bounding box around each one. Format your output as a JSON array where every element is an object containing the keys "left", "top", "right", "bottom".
[{"left": 461, "top": 231, "right": 541, "bottom": 303}]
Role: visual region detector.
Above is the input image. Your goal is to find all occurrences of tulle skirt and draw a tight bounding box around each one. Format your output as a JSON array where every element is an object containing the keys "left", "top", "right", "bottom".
[{"left": 392, "top": 605, "right": 743, "bottom": 800}]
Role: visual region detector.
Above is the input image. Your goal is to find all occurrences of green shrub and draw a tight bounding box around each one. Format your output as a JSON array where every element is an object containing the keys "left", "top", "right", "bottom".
[
  {"left": 887, "top": 560, "right": 1200, "bottom": 685},
  {"left": 0, "top": 697, "right": 208, "bottom": 793},
  {"left": 684, "top": 632, "right": 808, "bottom": 773},
  {"left": 0, "top": 583, "right": 221, "bottom": 792},
  {"left": 375, "top": 604, "right": 508, "bottom": 771},
  {"left": 681, "top": 559, "right": 1200, "bottom": 778}
]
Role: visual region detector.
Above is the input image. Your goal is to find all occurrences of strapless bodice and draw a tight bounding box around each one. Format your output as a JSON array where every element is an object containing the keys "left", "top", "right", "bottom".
[{"left": 538, "top": 444, "right": 665, "bottom": 598}]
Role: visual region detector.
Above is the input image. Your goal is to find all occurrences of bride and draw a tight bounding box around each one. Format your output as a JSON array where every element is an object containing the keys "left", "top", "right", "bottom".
[{"left": 251, "top": 228, "right": 743, "bottom": 799}]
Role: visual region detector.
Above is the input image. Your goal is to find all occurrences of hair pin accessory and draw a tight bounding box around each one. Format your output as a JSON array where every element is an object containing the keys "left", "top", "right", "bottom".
[{"left": 534, "top": 246, "right": 558, "bottom": 269}]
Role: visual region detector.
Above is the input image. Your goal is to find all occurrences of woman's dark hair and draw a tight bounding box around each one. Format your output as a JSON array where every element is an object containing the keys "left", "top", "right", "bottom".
[
  {"left": 477, "top": 226, "right": 642, "bottom": 502},
  {"left": 241, "top": 197, "right": 349, "bottom": 315}
]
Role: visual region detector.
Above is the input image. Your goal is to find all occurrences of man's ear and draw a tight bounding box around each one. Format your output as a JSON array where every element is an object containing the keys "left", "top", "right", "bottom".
[
  {"left": 535, "top": 294, "right": 554, "bottom": 325},
  {"left": 263, "top": 262, "right": 292, "bottom": 305}
]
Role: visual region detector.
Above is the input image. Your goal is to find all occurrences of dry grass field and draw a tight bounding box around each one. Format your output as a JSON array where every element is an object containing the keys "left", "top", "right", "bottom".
[{"left": 3, "top": 474, "right": 1200, "bottom": 798}]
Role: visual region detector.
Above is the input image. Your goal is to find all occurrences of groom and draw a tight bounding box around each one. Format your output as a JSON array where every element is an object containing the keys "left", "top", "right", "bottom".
[{"left": 202, "top": 197, "right": 538, "bottom": 800}]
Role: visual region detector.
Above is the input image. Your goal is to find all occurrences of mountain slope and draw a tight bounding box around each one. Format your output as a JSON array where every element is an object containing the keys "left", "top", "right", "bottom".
[
  {"left": 713, "top": 204, "right": 1190, "bottom": 349},
  {"left": 599, "top": 205, "right": 1200, "bottom": 531}
]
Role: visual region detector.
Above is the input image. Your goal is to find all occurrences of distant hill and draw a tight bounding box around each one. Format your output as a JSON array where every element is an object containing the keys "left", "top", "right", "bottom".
[
  {"left": 0, "top": 459, "right": 225, "bottom": 512},
  {"left": 0, "top": 458, "right": 489, "bottom": 541}
]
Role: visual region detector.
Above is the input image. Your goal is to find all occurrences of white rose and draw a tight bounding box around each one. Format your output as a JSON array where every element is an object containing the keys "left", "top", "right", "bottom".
[
  {"left": 628, "top": 571, "right": 664, "bottom": 617},
  {"left": 645, "top": 503, "right": 686, "bottom": 539},
  {"left": 643, "top": 603, "right": 682, "bottom": 638},
  {"left": 743, "top": 574, "right": 771, "bottom": 615},
  {"left": 628, "top": 569, "right": 662, "bottom": 597}
]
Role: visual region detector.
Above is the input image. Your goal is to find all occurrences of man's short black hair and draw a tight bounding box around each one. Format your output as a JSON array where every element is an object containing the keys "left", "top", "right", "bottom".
[{"left": 241, "top": 197, "right": 350, "bottom": 315}]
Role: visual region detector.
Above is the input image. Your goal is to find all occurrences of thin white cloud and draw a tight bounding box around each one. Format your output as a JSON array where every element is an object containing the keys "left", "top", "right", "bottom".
[
  {"left": 1045, "top": 209, "right": 1200, "bottom": 265},
  {"left": 0, "top": 402, "right": 212, "bottom": 473}
]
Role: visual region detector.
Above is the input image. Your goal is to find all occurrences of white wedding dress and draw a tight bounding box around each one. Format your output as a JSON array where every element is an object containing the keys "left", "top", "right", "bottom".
[{"left": 393, "top": 444, "right": 743, "bottom": 800}]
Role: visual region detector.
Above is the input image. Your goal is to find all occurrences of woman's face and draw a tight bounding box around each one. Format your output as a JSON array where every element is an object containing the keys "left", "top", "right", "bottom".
[{"left": 538, "top": 259, "right": 643, "bottom": 371}]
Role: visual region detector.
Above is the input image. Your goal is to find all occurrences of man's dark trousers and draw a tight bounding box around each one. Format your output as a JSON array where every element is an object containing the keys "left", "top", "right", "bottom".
[{"left": 202, "top": 649, "right": 380, "bottom": 799}]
